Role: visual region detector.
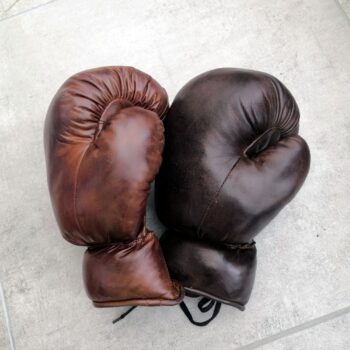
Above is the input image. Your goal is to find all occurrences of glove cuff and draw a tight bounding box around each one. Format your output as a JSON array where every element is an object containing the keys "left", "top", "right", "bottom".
[
  {"left": 160, "top": 230, "right": 257, "bottom": 310},
  {"left": 83, "top": 230, "right": 184, "bottom": 307}
]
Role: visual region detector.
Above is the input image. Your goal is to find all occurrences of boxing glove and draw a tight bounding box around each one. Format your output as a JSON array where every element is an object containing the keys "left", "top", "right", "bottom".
[
  {"left": 155, "top": 68, "right": 310, "bottom": 315},
  {"left": 44, "top": 66, "right": 183, "bottom": 307}
]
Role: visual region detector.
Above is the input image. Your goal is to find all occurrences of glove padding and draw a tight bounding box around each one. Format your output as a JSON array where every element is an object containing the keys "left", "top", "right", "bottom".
[
  {"left": 45, "top": 66, "right": 184, "bottom": 307},
  {"left": 156, "top": 68, "right": 310, "bottom": 309}
]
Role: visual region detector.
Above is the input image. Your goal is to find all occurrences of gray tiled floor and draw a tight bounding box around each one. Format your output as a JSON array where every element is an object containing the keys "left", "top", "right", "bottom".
[
  {"left": 339, "top": 0, "right": 350, "bottom": 17},
  {"left": 254, "top": 312, "right": 350, "bottom": 350},
  {"left": 0, "top": 0, "right": 56, "bottom": 20},
  {"left": 0, "top": 290, "right": 8, "bottom": 349},
  {"left": 0, "top": 0, "right": 349, "bottom": 349}
]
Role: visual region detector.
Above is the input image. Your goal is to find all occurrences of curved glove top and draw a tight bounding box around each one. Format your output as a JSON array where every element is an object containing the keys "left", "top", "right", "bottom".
[
  {"left": 157, "top": 68, "right": 310, "bottom": 243},
  {"left": 45, "top": 66, "right": 168, "bottom": 245},
  {"left": 155, "top": 68, "right": 310, "bottom": 308},
  {"left": 45, "top": 66, "right": 183, "bottom": 307}
]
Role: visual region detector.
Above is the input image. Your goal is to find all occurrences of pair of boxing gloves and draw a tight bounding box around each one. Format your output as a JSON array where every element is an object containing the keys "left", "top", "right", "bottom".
[{"left": 44, "top": 66, "right": 310, "bottom": 325}]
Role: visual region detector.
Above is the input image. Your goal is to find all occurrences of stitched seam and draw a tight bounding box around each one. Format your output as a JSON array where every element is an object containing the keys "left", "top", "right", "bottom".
[
  {"left": 196, "top": 157, "right": 242, "bottom": 237},
  {"left": 73, "top": 96, "right": 113, "bottom": 241},
  {"left": 73, "top": 143, "right": 92, "bottom": 239},
  {"left": 74, "top": 98, "right": 137, "bottom": 242},
  {"left": 93, "top": 98, "right": 126, "bottom": 141},
  {"left": 93, "top": 294, "right": 181, "bottom": 303},
  {"left": 88, "top": 230, "right": 151, "bottom": 250}
]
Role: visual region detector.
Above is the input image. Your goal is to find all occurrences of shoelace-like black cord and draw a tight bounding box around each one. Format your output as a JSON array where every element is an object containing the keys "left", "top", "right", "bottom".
[
  {"left": 179, "top": 297, "right": 222, "bottom": 326},
  {"left": 112, "top": 297, "right": 221, "bottom": 326},
  {"left": 112, "top": 305, "right": 137, "bottom": 324}
]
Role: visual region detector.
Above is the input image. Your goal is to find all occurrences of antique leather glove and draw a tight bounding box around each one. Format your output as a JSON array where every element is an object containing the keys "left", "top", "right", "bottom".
[
  {"left": 155, "top": 68, "right": 310, "bottom": 324},
  {"left": 44, "top": 66, "right": 184, "bottom": 309}
]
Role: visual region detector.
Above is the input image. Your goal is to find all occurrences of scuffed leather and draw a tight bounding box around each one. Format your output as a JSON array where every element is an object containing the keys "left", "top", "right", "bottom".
[
  {"left": 44, "top": 66, "right": 183, "bottom": 306},
  {"left": 156, "top": 68, "right": 310, "bottom": 307},
  {"left": 84, "top": 230, "right": 182, "bottom": 306}
]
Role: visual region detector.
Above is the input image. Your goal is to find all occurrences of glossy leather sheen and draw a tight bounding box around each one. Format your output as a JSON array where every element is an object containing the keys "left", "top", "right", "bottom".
[
  {"left": 156, "top": 68, "right": 310, "bottom": 307},
  {"left": 44, "top": 66, "right": 183, "bottom": 306},
  {"left": 84, "top": 230, "right": 182, "bottom": 306},
  {"left": 160, "top": 232, "right": 257, "bottom": 310}
]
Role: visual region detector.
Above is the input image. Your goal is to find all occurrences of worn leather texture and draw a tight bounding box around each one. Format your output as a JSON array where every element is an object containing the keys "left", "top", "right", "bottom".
[
  {"left": 156, "top": 68, "right": 310, "bottom": 308},
  {"left": 44, "top": 66, "right": 183, "bottom": 307}
]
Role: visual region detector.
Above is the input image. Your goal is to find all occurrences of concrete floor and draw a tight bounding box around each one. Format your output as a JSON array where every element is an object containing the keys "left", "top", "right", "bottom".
[{"left": 0, "top": 0, "right": 350, "bottom": 349}]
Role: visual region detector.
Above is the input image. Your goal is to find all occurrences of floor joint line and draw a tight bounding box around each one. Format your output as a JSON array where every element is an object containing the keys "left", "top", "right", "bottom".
[
  {"left": 0, "top": 281, "right": 16, "bottom": 350},
  {"left": 236, "top": 305, "right": 350, "bottom": 350},
  {"left": 0, "top": 0, "right": 59, "bottom": 23}
]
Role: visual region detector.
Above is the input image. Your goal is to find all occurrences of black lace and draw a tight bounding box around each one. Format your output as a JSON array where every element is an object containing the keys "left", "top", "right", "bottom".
[
  {"left": 112, "top": 305, "right": 137, "bottom": 324},
  {"left": 179, "top": 297, "right": 222, "bottom": 326},
  {"left": 112, "top": 297, "right": 221, "bottom": 326}
]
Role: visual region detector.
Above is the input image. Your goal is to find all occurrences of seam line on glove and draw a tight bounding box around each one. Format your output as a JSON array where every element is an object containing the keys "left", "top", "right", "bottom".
[
  {"left": 73, "top": 143, "right": 92, "bottom": 239},
  {"left": 196, "top": 156, "right": 242, "bottom": 237}
]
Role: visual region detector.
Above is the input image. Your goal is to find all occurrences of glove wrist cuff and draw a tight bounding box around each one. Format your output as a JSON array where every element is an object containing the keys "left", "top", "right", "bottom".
[
  {"left": 83, "top": 230, "right": 184, "bottom": 307},
  {"left": 161, "top": 230, "right": 257, "bottom": 309}
]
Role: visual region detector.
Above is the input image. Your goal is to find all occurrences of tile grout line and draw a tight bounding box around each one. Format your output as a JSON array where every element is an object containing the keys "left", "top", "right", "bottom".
[
  {"left": 236, "top": 305, "right": 350, "bottom": 350},
  {"left": 0, "top": 0, "right": 59, "bottom": 23},
  {"left": 334, "top": 0, "right": 350, "bottom": 24},
  {"left": 0, "top": 281, "right": 15, "bottom": 350}
]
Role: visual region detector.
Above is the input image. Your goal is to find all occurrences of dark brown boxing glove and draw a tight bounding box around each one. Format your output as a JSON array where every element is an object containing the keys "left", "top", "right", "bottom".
[
  {"left": 44, "top": 66, "right": 183, "bottom": 308},
  {"left": 155, "top": 68, "right": 310, "bottom": 323}
]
